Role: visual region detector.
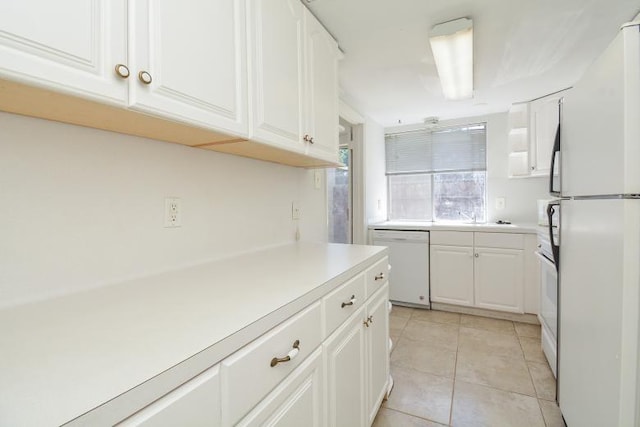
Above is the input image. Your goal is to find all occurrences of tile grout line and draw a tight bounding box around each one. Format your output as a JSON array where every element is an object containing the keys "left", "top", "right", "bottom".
[{"left": 448, "top": 319, "right": 461, "bottom": 426}]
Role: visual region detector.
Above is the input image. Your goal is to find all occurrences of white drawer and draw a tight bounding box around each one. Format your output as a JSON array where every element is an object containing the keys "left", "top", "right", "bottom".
[
  {"left": 475, "top": 232, "right": 524, "bottom": 249},
  {"left": 430, "top": 231, "right": 473, "bottom": 246},
  {"left": 365, "top": 257, "right": 389, "bottom": 297},
  {"left": 117, "top": 365, "right": 220, "bottom": 427},
  {"left": 221, "top": 302, "right": 322, "bottom": 426},
  {"left": 323, "top": 273, "right": 365, "bottom": 337}
]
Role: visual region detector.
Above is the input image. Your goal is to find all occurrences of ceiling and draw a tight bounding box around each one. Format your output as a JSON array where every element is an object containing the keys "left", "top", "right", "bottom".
[{"left": 305, "top": 0, "right": 639, "bottom": 127}]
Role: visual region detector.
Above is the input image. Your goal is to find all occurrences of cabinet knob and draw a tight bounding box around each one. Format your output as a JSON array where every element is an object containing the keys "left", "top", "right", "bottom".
[
  {"left": 475, "top": 253, "right": 479, "bottom": 258},
  {"left": 531, "top": 166, "right": 535, "bottom": 170},
  {"left": 303, "top": 134, "right": 314, "bottom": 144},
  {"left": 138, "top": 70, "right": 153, "bottom": 85},
  {"left": 114, "top": 64, "right": 130, "bottom": 79},
  {"left": 270, "top": 340, "right": 300, "bottom": 367},
  {"left": 341, "top": 295, "right": 356, "bottom": 308}
]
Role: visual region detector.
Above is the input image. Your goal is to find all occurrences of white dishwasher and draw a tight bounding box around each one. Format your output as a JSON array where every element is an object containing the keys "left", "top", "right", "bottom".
[{"left": 372, "top": 230, "right": 430, "bottom": 308}]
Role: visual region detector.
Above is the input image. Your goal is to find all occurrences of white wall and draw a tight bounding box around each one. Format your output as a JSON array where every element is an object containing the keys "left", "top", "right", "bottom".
[
  {"left": 363, "top": 117, "right": 387, "bottom": 227},
  {"left": 0, "top": 112, "right": 326, "bottom": 308},
  {"left": 384, "top": 112, "right": 549, "bottom": 224}
]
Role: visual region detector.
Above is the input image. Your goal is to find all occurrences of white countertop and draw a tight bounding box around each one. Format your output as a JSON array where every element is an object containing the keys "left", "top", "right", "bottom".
[
  {"left": 0, "top": 242, "right": 387, "bottom": 426},
  {"left": 369, "top": 220, "right": 539, "bottom": 234}
]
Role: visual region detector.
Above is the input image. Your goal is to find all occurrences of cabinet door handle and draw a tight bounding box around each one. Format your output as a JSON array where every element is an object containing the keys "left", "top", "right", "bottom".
[
  {"left": 303, "top": 134, "right": 314, "bottom": 144},
  {"left": 270, "top": 340, "right": 300, "bottom": 367},
  {"left": 138, "top": 70, "right": 153, "bottom": 85},
  {"left": 368, "top": 315, "right": 373, "bottom": 324},
  {"left": 375, "top": 273, "right": 385, "bottom": 281},
  {"left": 114, "top": 64, "right": 130, "bottom": 79},
  {"left": 341, "top": 295, "right": 356, "bottom": 308},
  {"left": 363, "top": 319, "right": 370, "bottom": 327}
]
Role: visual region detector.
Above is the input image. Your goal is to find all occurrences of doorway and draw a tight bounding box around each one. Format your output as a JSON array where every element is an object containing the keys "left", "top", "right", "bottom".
[{"left": 327, "top": 118, "right": 354, "bottom": 243}]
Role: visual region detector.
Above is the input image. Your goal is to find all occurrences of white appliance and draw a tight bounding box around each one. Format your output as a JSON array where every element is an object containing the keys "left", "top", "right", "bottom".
[
  {"left": 371, "top": 230, "right": 430, "bottom": 308},
  {"left": 554, "top": 20, "right": 640, "bottom": 427},
  {"left": 536, "top": 231, "right": 557, "bottom": 378}
]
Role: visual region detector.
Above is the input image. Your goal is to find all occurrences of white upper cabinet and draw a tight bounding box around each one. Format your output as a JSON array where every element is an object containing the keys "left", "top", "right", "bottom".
[
  {"left": 129, "top": 0, "right": 248, "bottom": 136},
  {"left": 0, "top": 0, "right": 339, "bottom": 166},
  {"left": 247, "top": 1, "right": 339, "bottom": 163},
  {"left": 303, "top": 8, "right": 339, "bottom": 162},
  {"left": 0, "top": 0, "right": 127, "bottom": 104},
  {"left": 529, "top": 95, "right": 561, "bottom": 176},
  {"left": 247, "top": 0, "right": 305, "bottom": 152},
  {"left": 507, "top": 91, "right": 565, "bottom": 178}
]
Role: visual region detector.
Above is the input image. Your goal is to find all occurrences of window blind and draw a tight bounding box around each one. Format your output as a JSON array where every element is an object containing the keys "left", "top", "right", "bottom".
[{"left": 385, "top": 123, "right": 486, "bottom": 174}]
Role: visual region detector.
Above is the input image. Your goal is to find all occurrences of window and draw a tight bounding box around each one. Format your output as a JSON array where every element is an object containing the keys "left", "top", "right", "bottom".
[{"left": 386, "top": 123, "right": 486, "bottom": 222}]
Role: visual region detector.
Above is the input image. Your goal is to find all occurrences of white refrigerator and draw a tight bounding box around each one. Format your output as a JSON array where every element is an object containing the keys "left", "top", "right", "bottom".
[{"left": 556, "top": 21, "right": 640, "bottom": 426}]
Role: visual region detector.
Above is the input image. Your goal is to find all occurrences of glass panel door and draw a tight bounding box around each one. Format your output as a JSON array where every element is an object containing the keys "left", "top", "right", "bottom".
[{"left": 328, "top": 146, "right": 351, "bottom": 243}]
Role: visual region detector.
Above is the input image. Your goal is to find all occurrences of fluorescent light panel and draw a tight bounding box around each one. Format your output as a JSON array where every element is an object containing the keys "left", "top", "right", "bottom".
[{"left": 429, "top": 18, "right": 473, "bottom": 100}]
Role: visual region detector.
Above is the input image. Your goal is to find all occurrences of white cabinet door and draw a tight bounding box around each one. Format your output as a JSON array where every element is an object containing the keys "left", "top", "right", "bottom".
[
  {"left": 129, "top": 0, "right": 247, "bottom": 135},
  {"left": 430, "top": 245, "right": 474, "bottom": 306},
  {"left": 474, "top": 247, "right": 524, "bottom": 313},
  {"left": 324, "top": 307, "right": 367, "bottom": 427},
  {"left": 237, "top": 348, "right": 323, "bottom": 427},
  {"left": 0, "top": 0, "right": 127, "bottom": 104},
  {"left": 303, "top": 8, "right": 339, "bottom": 163},
  {"left": 530, "top": 96, "right": 560, "bottom": 176},
  {"left": 366, "top": 284, "right": 390, "bottom": 425},
  {"left": 117, "top": 365, "right": 220, "bottom": 427},
  {"left": 248, "top": 0, "right": 305, "bottom": 152}
]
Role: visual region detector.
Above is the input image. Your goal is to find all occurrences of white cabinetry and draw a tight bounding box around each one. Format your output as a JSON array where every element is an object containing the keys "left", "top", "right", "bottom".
[
  {"left": 324, "top": 283, "right": 390, "bottom": 427},
  {"left": 0, "top": 1, "right": 339, "bottom": 167},
  {"left": 529, "top": 95, "right": 561, "bottom": 176},
  {"left": 430, "top": 231, "right": 525, "bottom": 313},
  {"left": 128, "top": 0, "right": 248, "bottom": 135},
  {"left": 365, "top": 285, "right": 390, "bottom": 425},
  {"left": 303, "top": 8, "right": 339, "bottom": 161},
  {"left": 430, "top": 245, "right": 474, "bottom": 306},
  {"left": 117, "top": 365, "right": 221, "bottom": 427},
  {"left": 248, "top": 1, "right": 339, "bottom": 162},
  {"left": 0, "top": 0, "right": 127, "bottom": 104},
  {"left": 507, "top": 91, "right": 565, "bottom": 178},
  {"left": 324, "top": 306, "right": 367, "bottom": 427},
  {"left": 237, "top": 348, "right": 324, "bottom": 427}
]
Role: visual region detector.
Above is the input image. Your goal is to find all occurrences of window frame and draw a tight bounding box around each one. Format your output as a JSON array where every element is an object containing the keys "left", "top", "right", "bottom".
[{"left": 385, "top": 122, "right": 488, "bottom": 223}]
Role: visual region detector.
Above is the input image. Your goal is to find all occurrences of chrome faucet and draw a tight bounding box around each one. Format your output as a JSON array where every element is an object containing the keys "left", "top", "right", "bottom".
[{"left": 459, "top": 211, "right": 477, "bottom": 224}]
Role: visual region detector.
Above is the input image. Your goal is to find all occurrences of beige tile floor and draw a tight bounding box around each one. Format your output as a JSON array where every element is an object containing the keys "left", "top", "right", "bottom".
[{"left": 373, "top": 306, "right": 566, "bottom": 427}]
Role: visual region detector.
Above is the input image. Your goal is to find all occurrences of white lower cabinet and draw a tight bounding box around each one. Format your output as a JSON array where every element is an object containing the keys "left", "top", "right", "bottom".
[
  {"left": 109, "top": 256, "right": 389, "bottom": 427},
  {"left": 430, "top": 231, "right": 525, "bottom": 313},
  {"left": 429, "top": 245, "right": 474, "bottom": 306},
  {"left": 366, "top": 285, "right": 390, "bottom": 425},
  {"left": 237, "top": 348, "right": 324, "bottom": 427},
  {"left": 117, "top": 365, "right": 221, "bottom": 427},
  {"left": 474, "top": 247, "right": 524, "bottom": 312},
  {"left": 324, "top": 306, "right": 367, "bottom": 427},
  {"left": 324, "top": 283, "right": 390, "bottom": 427}
]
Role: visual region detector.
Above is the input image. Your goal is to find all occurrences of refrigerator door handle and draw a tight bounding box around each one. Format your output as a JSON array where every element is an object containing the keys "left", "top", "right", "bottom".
[
  {"left": 547, "top": 201, "right": 560, "bottom": 270},
  {"left": 549, "top": 123, "right": 561, "bottom": 196}
]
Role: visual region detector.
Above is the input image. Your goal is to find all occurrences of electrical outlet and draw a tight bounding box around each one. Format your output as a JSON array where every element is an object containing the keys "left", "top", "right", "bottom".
[
  {"left": 495, "top": 197, "right": 506, "bottom": 210},
  {"left": 164, "top": 197, "right": 182, "bottom": 227},
  {"left": 292, "top": 201, "right": 301, "bottom": 220}
]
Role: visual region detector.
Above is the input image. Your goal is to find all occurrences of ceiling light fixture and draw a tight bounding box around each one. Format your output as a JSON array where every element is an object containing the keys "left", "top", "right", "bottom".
[{"left": 429, "top": 17, "right": 473, "bottom": 100}]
